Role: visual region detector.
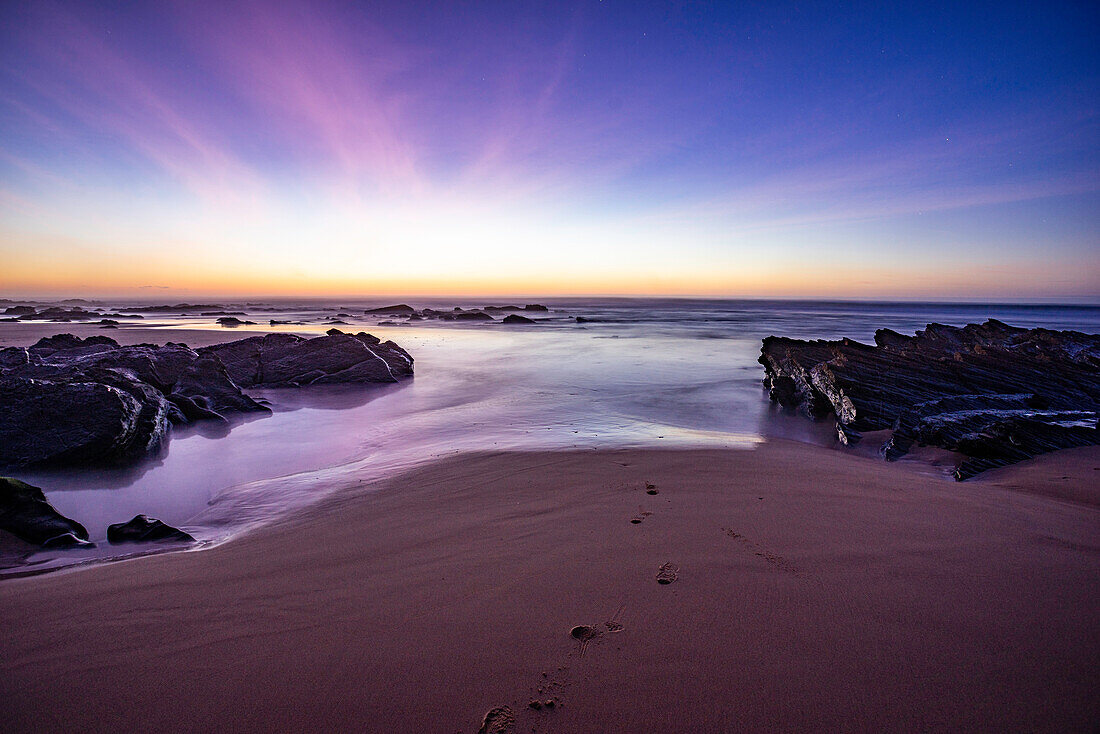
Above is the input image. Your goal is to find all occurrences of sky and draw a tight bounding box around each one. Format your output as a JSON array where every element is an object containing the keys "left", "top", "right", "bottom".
[{"left": 1, "top": 0, "right": 1097, "bottom": 300}]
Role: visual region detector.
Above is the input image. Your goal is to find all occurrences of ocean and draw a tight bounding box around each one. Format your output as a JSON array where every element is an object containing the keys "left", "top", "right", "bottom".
[{"left": 6, "top": 298, "right": 1099, "bottom": 575}]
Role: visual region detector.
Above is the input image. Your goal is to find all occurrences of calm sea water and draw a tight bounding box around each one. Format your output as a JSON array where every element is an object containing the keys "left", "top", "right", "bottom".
[{"left": 6, "top": 298, "right": 1099, "bottom": 574}]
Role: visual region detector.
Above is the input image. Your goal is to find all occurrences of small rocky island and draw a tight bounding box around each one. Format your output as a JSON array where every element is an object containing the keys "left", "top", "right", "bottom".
[
  {"left": 760, "top": 320, "right": 1099, "bottom": 479},
  {"left": 0, "top": 330, "right": 413, "bottom": 469}
]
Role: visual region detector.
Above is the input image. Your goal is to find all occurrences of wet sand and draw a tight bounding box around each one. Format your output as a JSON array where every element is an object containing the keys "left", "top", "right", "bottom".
[
  {"left": 0, "top": 320, "right": 273, "bottom": 348},
  {"left": 1, "top": 442, "right": 1097, "bottom": 733}
]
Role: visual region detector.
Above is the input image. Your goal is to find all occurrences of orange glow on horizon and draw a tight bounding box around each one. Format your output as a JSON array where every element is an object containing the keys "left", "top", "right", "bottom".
[{"left": 3, "top": 253, "right": 1096, "bottom": 302}]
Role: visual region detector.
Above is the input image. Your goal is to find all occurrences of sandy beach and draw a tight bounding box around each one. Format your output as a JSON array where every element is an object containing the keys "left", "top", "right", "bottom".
[{"left": 1, "top": 440, "right": 1097, "bottom": 733}]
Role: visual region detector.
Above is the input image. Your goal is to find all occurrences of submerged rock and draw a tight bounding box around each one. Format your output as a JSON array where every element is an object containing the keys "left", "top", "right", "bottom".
[
  {"left": 759, "top": 320, "right": 1100, "bottom": 479},
  {"left": 107, "top": 515, "right": 194, "bottom": 544},
  {"left": 0, "top": 477, "right": 89, "bottom": 546}
]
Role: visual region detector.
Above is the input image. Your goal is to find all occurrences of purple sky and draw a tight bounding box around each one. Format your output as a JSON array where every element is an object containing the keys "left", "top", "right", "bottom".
[{"left": 1, "top": 1, "right": 1097, "bottom": 299}]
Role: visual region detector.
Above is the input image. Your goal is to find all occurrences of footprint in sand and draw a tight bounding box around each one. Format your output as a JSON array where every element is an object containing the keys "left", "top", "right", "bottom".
[
  {"left": 569, "top": 624, "right": 600, "bottom": 656},
  {"left": 656, "top": 562, "right": 679, "bottom": 585},
  {"left": 604, "top": 603, "right": 626, "bottom": 633},
  {"left": 569, "top": 604, "right": 625, "bottom": 656},
  {"left": 570, "top": 624, "right": 599, "bottom": 641},
  {"left": 478, "top": 705, "right": 516, "bottom": 734},
  {"left": 722, "top": 528, "right": 801, "bottom": 576}
]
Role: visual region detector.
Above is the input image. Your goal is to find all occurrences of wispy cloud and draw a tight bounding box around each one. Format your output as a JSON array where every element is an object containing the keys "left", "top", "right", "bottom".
[{"left": 0, "top": 1, "right": 1096, "bottom": 297}]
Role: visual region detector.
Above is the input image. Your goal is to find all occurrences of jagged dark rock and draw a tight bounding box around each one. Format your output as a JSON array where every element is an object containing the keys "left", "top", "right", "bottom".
[
  {"left": 0, "top": 337, "right": 239, "bottom": 467},
  {"left": 759, "top": 320, "right": 1100, "bottom": 479},
  {"left": 169, "top": 354, "right": 267, "bottom": 421},
  {"left": 0, "top": 477, "right": 89, "bottom": 546},
  {"left": 0, "top": 374, "right": 171, "bottom": 467},
  {"left": 216, "top": 317, "right": 255, "bottom": 326},
  {"left": 107, "top": 514, "right": 194, "bottom": 544},
  {"left": 502, "top": 314, "right": 537, "bottom": 324},
  {"left": 200, "top": 332, "right": 413, "bottom": 387},
  {"left": 0, "top": 331, "right": 411, "bottom": 469},
  {"left": 454, "top": 311, "right": 494, "bottom": 321}
]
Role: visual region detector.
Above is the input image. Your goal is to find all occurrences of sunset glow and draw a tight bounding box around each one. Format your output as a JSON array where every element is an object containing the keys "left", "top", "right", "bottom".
[{"left": 2, "top": 1, "right": 1097, "bottom": 299}]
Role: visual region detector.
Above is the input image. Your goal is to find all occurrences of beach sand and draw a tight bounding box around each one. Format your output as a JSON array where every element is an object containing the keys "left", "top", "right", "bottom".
[{"left": 1, "top": 441, "right": 1097, "bottom": 733}]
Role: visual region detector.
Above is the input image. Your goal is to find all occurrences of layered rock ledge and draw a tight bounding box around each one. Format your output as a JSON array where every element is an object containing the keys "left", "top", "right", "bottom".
[
  {"left": 0, "top": 331, "right": 413, "bottom": 470},
  {"left": 759, "top": 320, "right": 1100, "bottom": 479}
]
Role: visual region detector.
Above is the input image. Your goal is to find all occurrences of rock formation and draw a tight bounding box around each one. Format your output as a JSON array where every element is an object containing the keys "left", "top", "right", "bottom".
[
  {"left": 0, "top": 331, "right": 413, "bottom": 469},
  {"left": 107, "top": 515, "right": 194, "bottom": 544},
  {"left": 483, "top": 304, "right": 549, "bottom": 312},
  {"left": 10, "top": 306, "right": 141, "bottom": 321},
  {"left": 502, "top": 314, "right": 537, "bottom": 324},
  {"left": 199, "top": 332, "right": 412, "bottom": 387},
  {"left": 3, "top": 306, "right": 36, "bottom": 316},
  {"left": 364, "top": 304, "right": 417, "bottom": 314},
  {"left": 363, "top": 304, "right": 551, "bottom": 321},
  {"left": 125, "top": 304, "right": 225, "bottom": 313},
  {"left": 0, "top": 477, "right": 90, "bottom": 547},
  {"left": 759, "top": 320, "right": 1100, "bottom": 479}
]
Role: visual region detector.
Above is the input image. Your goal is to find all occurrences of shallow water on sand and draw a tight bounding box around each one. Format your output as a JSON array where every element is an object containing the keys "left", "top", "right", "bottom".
[{"left": 5, "top": 299, "right": 1098, "bottom": 574}]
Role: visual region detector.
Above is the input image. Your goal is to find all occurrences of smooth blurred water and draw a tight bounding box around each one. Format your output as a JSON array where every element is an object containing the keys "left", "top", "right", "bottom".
[{"left": 6, "top": 298, "right": 1098, "bottom": 574}]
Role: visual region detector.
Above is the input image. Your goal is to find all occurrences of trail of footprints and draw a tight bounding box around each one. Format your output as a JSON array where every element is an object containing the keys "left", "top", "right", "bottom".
[
  {"left": 478, "top": 479, "right": 797, "bottom": 732},
  {"left": 475, "top": 480, "right": 677, "bottom": 732}
]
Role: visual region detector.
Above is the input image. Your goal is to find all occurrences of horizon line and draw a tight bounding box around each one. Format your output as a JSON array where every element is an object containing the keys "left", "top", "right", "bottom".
[{"left": 3, "top": 293, "right": 1098, "bottom": 307}]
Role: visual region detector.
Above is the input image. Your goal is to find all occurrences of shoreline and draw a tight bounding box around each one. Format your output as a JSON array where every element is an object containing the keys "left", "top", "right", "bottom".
[{"left": 1, "top": 441, "right": 1097, "bottom": 732}]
